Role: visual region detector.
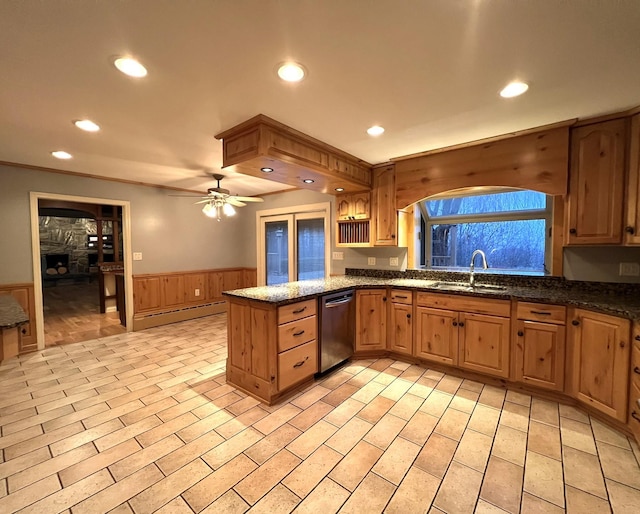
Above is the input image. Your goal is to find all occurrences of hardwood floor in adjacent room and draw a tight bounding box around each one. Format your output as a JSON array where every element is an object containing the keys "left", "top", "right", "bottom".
[
  {"left": 1, "top": 314, "right": 639, "bottom": 513},
  {"left": 43, "top": 282, "right": 126, "bottom": 347}
]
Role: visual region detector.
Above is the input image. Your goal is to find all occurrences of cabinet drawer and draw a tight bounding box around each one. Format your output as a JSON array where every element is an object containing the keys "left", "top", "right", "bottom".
[
  {"left": 416, "top": 292, "right": 510, "bottom": 317},
  {"left": 278, "top": 340, "right": 318, "bottom": 391},
  {"left": 517, "top": 302, "right": 566, "bottom": 325},
  {"left": 390, "top": 289, "right": 412, "bottom": 305},
  {"left": 278, "top": 299, "right": 317, "bottom": 325},
  {"left": 629, "top": 381, "right": 640, "bottom": 441},
  {"left": 278, "top": 315, "right": 317, "bottom": 352}
]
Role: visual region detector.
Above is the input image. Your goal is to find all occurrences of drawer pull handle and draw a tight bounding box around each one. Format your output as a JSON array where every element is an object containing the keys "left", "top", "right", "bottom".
[
  {"left": 293, "top": 358, "right": 308, "bottom": 368},
  {"left": 531, "top": 310, "right": 552, "bottom": 316},
  {"left": 633, "top": 411, "right": 640, "bottom": 422},
  {"left": 634, "top": 366, "right": 640, "bottom": 374},
  {"left": 293, "top": 330, "right": 305, "bottom": 337},
  {"left": 395, "top": 295, "right": 408, "bottom": 299},
  {"left": 292, "top": 307, "right": 307, "bottom": 314}
]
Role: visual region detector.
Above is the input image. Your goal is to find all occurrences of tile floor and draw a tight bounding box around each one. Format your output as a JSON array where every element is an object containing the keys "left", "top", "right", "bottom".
[{"left": 1, "top": 313, "right": 640, "bottom": 513}]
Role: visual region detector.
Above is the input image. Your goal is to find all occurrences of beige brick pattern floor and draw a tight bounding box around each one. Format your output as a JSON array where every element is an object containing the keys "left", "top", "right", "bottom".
[{"left": 1, "top": 313, "right": 640, "bottom": 513}]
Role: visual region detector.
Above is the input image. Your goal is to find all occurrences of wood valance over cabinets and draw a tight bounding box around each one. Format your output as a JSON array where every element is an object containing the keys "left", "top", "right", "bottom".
[
  {"left": 393, "top": 125, "right": 571, "bottom": 210},
  {"left": 215, "top": 114, "right": 372, "bottom": 194}
]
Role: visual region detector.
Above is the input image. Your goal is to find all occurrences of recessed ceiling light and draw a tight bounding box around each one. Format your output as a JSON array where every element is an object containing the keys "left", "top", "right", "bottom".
[
  {"left": 113, "top": 57, "right": 147, "bottom": 78},
  {"left": 73, "top": 119, "right": 100, "bottom": 132},
  {"left": 500, "top": 81, "right": 529, "bottom": 98},
  {"left": 261, "top": 167, "right": 274, "bottom": 173},
  {"left": 277, "top": 62, "right": 306, "bottom": 82},
  {"left": 51, "top": 150, "right": 72, "bottom": 160},
  {"left": 335, "top": 187, "right": 344, "bottom": 192},
  {"left": 303, "top": 179, "right": 315, "bottom": 184},
  {"left": 367, "top": 125, "right": 385, "bottom": 136}
]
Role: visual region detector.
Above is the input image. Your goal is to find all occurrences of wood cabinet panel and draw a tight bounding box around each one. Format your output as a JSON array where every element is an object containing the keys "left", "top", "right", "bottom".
[
  {"left": 372, "top": 164, "right": 397, "bottom": 246},
  {"left": 567, "top": 119, "right": 627, "bottom": 244},
  {"left": 336, "top": 192, "right": 371, "bottom": 221},
  {"left": 625, "top": 114, "right": 640, "bottom": 245},
  {"left": 356, "top": 289, "right": 387, "bottom": 351},
  {"left": 184, "top": 273, "right": 207, "bottom": 303},
  {"left": 569, "top": 308, "right": 630, "bottom": 422},
  {"left": 388, "top": 301, "right": 413, "bottom": 356},
  {"left": 515, "top": 320, "right": 565, "bottom": 391},
  {"left": 251, "top": 305, "right": 277, "bottom": 382},
  {"left": 0, "top": 284, "right": 35, "bottom": 351},
  {"left": 161, "top": 276, "right": 185, "bottom": 308},
  {"left": 459, "top": 312, "right": 510, "bottom": 378},
  {"left": 228, "top": 300, "right": 251, "bottom": 372},
  {"left": 629, "top": 380, "right": 640, "bottom": 441},
  {"left": 415, "top": 306, "right": 458, "bottom": 366},
  {"left": 133, "top": 277, "right": 161, "bottom": 313},
  {"left": 416, "top": 292, "right": 511, "bottom": 317}
]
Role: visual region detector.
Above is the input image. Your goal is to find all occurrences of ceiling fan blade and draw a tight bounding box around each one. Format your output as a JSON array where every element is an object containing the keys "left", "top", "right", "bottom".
[
  {"left": 231, "top": 196, "right": 264, "bottom": 202},
  {"left": 226, "top": 198, "right": 246, "bottom": 207},
  {"left": 168, "top": 194, "right": 208, "bottom": 197},
  {"left": 193, "top": 199, "right": 214, "bottom": 204}
]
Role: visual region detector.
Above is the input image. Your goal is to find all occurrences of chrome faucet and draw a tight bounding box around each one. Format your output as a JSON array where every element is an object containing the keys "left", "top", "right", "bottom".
[{"left": 469, "top": 249, "right": 488, "bottom": 287}]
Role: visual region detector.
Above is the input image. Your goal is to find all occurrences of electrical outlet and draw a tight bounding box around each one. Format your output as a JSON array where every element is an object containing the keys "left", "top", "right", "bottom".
[
  {"left": 619, "top": 262, "right": 640, "bottom": 276},
  {"left": 332, "top": 251, "right": 344, "bottom": 260},
  {"left": 368, "top": 257, "right": 376, "bottom": 266},
  {"left": 390, "top": 257, "right": 399, "bottom": 266},
  {"left": 133, "top": 252, "right": 143, "bottom": 261},
  {"left": 195, "top": 289, "right": 200, "bottom": 297}
]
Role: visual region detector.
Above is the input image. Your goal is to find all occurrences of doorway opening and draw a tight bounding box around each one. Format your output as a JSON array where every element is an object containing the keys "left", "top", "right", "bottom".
[{"left": 30, "top": 192, "right": 134, "bottom": 350}]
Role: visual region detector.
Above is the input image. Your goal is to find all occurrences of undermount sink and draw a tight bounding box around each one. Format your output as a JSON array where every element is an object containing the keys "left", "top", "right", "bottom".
[{"left": 431, "top": 281, "right": 508, "bottom": 293}]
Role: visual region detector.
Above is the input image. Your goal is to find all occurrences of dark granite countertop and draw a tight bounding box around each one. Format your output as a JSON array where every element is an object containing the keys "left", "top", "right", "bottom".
[
  {"left": 223, "top": 272, "right": 640, "bottom": 321},
  {"left": 0, "top": 295, "right": 29, "bottom": 329}
]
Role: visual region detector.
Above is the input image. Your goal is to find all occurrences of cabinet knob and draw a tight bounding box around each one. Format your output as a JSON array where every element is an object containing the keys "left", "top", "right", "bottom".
[
  {"left": 517, "top": 331, "right": 524, "bottom": 337},
  {"left": 406, "top": 313, "right": 411, "bottom": 319},
  {"left": 569, "top": 228, "right": 577, "bottom": 234},
  {"left": 383, "top": 297, "right": 387, "bottom": 302},
  {"left": 625, "top": 226, "right": 636, "bottom": 234},
  {"left": 391, "top": 234, "right": 396, "bottom": 239},
  {"left": 636, "top": 335, "right": 640, "bottom": 342},
  {"left": 620, "top": 341, "right": 626, "bottom": 348},
  {"left": 458, "top": 321, "right": 465, "bottom": 328},
  {"left": 452, "top": 321, "right": 458, "bottom": 327},
  {"left": 634, "top": 366, "right": 640, "bottom": 375},
  {"left": 572, "top": 320, "right": 580, "bottom": 326},
  {"left": 633, "top": 411, "right": 640, "bottom": 423}
]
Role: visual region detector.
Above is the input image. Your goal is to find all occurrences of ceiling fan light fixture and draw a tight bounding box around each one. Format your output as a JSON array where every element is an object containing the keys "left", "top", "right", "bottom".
[
  {"left": 202, "top": 202, "right": 217, "bottom": 218},
  {"left": 223, "top": 203, "right": 236, "bottom": 217}
]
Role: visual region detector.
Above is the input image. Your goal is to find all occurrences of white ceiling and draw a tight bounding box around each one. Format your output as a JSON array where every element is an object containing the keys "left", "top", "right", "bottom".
[{"left": 1, "top": 1, "right": 639, "bottom": 196}]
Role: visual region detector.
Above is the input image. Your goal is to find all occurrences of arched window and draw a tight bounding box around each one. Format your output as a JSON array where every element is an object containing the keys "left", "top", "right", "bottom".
[{"left": 418, "top": 189, "right": 552, "bottom": 273}]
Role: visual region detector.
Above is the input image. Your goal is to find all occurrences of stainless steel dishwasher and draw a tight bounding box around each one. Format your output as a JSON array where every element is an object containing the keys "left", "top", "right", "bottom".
[{"left": 318, "top": 290, "right": 355, "bottom": 373}]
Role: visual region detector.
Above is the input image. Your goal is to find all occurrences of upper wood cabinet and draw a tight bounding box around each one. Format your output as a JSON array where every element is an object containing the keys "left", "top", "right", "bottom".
[
  {"left": 372, "top": 164, "right": 400, "bottom": 246},
  {"left": 625, "top": 114, "right": 640, "bottom": 245},
  {"left": 566, "top": 119, "right": 627, "bottom": 244},
  {"left": 215, "top": 114, "right": 372, "bottom": 194},
  {"left": 355, "top": 289, "right": 387, "bottom": 351},
  {"left": 568, "top": 308, "right": 630, "bottom": 422},
  {"left": 336, "top": 192, "right": 370, "bottom": 220}
]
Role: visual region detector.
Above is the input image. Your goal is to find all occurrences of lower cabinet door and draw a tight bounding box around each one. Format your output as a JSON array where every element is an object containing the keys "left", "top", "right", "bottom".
[
  {"left": 278, "top": 341, "right": 318, "bottom": 392},
  {"left": 415, "top": 306, "right": 458, "bottom": 366},
  {"left": 459, "top": 313, "right": 510, "bottom": 378},
  {"left": 629, "top": 381, "right": 640, "bottom": 442},
  {"left": 355, "top": 290, "right": 387, "bottom": 351},
  {"left": 515, "top": 320, "right": 565, "bottom": 391},
  {"left": 389, "top": 302, "right": 413, "bottom": 355}
]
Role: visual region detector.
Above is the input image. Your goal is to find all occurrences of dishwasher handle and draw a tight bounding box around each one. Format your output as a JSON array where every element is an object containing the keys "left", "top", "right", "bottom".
[{"left": 324, "top": 295, "right": 353, "bottom": 307}]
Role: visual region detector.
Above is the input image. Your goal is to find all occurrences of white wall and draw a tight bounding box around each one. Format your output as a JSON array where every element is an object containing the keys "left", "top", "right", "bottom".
[{"left": 0, "top": 164, "right": 250, "bottom": 283}]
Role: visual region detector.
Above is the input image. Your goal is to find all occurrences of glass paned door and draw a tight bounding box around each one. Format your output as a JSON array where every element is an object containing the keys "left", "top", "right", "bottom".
[
  {"left": 265, "top": 218, "right": 291, "bottom": 286},
  {"left": 296, "top": 217, "right": 325, "bottom": 281}
]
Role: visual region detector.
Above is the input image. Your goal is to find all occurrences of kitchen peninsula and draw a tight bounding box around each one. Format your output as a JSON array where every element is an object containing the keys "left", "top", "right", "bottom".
[{"left": 224, "top": 270, "right": 640, "bottom": 442}]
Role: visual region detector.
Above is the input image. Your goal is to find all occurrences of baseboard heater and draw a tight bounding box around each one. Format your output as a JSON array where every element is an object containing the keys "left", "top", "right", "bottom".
[{"left": 132, "top": 301, "right": 227, "bottom": 331}]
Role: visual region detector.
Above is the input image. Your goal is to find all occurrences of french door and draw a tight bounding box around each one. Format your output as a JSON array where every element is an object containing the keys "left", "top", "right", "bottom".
[{"left": 257, "top": 203, "right": 330, "bottom": 286}]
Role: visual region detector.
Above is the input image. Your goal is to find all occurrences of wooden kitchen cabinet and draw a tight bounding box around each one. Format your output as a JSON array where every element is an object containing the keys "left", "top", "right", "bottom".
[
  {"left": 568, "top": 308, "right": 630, "bottom": 422},
  {"left": 514, "top": 302, "right": 566, "bottom": 391},
  {"left": 625, "top": 114, "right": 640, "bottom": 245},
  {"left": 388, "top": 290, "right": 413, "bottom": 356},
  {"left": 336, "top": 192, "right": 370, "bottom": 220},
  {"left": 355, "top": 289, "right": 387, "bottom": 351},
  {"left": 629, "top": 323, "right": 640, "bottom": 440},
  {"left": 227, "top": 297, "right": 317, "bottom": 403},
  {"left": 566, "top": 118, "right": 627, "bottom": 244},
  {"left": 372, "top": 164, "right": 398, "bottom": 246},
  {"left": 415, "top": 292, "right": 511, "bottom": 378},
  {"left": 415, "top": 306, "right": 458, "bottom": 366}
]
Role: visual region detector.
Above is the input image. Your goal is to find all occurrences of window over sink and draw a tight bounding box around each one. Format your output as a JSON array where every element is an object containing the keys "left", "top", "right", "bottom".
[{"left": 417, "top": 189, "right": 552, "bottom": 273}]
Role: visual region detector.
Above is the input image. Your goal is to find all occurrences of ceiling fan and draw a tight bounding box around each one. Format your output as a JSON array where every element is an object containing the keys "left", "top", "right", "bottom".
[{"left": 172, "top": 173, "right": 264, "bottom": 221}]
